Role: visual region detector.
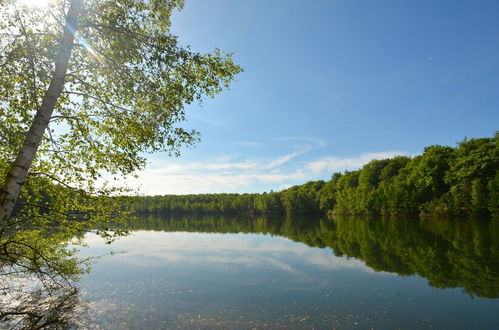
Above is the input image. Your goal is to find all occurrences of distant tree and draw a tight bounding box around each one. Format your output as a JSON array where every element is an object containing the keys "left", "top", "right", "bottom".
[
  {"left": 488, "top": 172, "right": 499, "bottom": 217},
  {"left": 471, "top": 179, "right": 489, "bottom": 215},
  {"left": 445, "top": 137, "right": 498, "bottom": 186},
  {"left": 318, "top": 173, "right": 342, "bottom": 212},
  {"left": 379, "top": 156, "right": 410, "bottom": 181}
]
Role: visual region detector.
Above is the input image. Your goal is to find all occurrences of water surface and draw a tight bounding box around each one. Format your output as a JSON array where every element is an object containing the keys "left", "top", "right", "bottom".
[{"left": 78, "top": 216, "right": 499, "bottom": 329}]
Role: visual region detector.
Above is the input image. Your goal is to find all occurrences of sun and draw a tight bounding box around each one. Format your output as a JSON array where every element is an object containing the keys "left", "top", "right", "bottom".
[{"left": 19, "top": 0, "right": 53, "bottom": 8}]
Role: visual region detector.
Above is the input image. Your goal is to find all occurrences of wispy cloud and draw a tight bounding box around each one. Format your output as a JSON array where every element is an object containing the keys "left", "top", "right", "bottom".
[
  {"left": 125, "top": 167, "right": 308, "bottom": 195},
  {"left": 262, "top": 149, "right": 307, "bottom": 169},
  {"left": 305, "top": 151, "right": 405, "bottom": 174},
  {"left": 122, "top": 145, "right": 407, "bottom": 195},
  {"left": 231, "top": 141, "right": 263, "bottom": 148},
  {"left": 275, "top": 136, "right": 327, "bottom": 149}
]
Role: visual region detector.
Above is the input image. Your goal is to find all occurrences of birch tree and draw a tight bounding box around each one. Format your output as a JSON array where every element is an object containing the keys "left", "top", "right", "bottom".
[{"left": 0, "top": 0, "right": 241, "bottom": 233}]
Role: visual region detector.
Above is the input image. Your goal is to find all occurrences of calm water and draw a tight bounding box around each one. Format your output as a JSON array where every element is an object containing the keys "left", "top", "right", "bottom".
[{"left": 78, "top": 216, "right": 499, "bottom": 329}]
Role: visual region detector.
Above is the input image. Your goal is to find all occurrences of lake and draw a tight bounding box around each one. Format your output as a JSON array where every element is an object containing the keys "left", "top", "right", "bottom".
[{"left": 78, "top": 215, "right": 499, "bottom": 329}]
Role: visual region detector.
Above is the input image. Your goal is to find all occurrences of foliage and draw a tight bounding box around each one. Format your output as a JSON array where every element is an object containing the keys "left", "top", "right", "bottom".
[
  {"left": 0, "top": 0, "right": 241, "bottom": 326},
  {"left": 0, "top": 229, "right": 88, "bottom": 328},
  {"left": 488, "top": 172, "right": 499, "bottom": 216},
  {"left": 0, "top": 0, "right": 241, "bottom": 246},
  {"left": 127, "top": 132, "right": 499, "bottom": 218}
]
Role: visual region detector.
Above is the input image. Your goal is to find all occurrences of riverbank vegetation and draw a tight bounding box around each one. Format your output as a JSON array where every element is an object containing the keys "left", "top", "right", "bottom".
[{"left": 129, "top": 132, "right": 499, "bottom": 218}]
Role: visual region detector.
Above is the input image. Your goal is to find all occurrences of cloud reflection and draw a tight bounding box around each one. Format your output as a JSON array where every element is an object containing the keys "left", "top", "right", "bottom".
[{"left": 83, "top": 231, "right": 377, "bottom": 276}]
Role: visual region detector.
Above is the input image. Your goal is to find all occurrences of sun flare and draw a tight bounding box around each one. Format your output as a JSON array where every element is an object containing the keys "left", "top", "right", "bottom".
[{"left": 19, "top": 0, "right": 52, "bottom": 8}]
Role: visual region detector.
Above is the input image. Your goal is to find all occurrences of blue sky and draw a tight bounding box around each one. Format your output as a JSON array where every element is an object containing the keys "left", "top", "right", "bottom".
[{"left": 128, "top": 0, "right": 499, "bottom": 195}]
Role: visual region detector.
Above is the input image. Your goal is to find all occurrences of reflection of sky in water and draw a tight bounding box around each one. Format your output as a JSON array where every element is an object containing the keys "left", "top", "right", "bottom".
[
  {"left": 79, "top": 231, "right": 499, "bottom": 329},
  {"left": 82, "top": 231, "right": 377, "bottom": 274}
]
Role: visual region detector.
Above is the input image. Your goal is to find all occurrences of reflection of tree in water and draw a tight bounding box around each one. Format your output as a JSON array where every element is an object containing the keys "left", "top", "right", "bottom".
[
  {"left": 0, "top": 229, "right": 87, "bottom": 329},
  {"left": 3, "top": 214, "right": 496, "bottom": 328},
  {"left": 131, "top": 214, "right": 499, "bottom": 298}
]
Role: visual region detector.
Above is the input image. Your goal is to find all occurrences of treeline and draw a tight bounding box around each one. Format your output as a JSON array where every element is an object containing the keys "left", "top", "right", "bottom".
[
  {"left": 128, "top": 132, "right": 499, "bottom": 217},
  {"left": 129, "top": 214, "right": 499, "bottom": 298},
  {"left": 323, "top": 132, "right": 499, "bottom": 217},
  {"left": 127, "top": 183, "right": 323, "bottom": 216}
]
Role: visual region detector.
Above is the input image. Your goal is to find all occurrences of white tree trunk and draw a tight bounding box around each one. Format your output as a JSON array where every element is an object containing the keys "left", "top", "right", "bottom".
[{"left": 0, "top": 0, "right": 83, "bottom": 227}]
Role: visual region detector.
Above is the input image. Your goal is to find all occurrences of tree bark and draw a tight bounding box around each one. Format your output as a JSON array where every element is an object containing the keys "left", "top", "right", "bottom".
[{"left": 0, "top": 0, "right": 83, "bottom": 228}]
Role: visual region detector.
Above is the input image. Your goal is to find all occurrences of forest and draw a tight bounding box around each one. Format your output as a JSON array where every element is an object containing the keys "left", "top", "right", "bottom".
[{"left": 128, "top": 132, "right": 499, "bottom": 218}]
